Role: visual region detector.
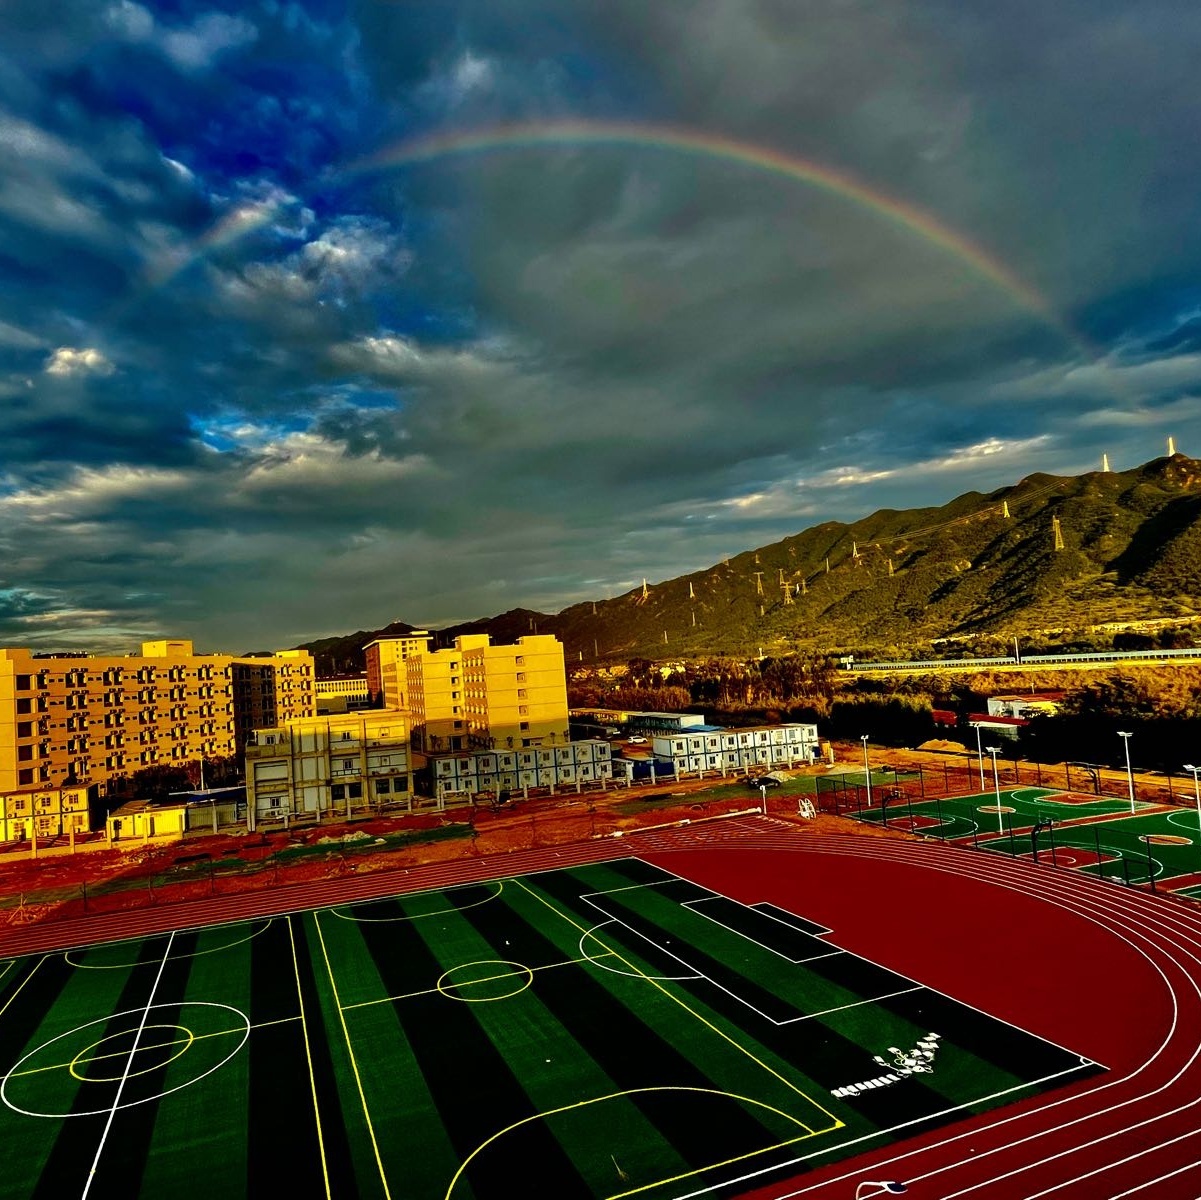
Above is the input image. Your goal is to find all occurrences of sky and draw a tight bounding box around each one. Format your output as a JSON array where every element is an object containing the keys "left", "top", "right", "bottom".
[{"left": 3, "top": 0, "right": 1201, "bottom": 654}]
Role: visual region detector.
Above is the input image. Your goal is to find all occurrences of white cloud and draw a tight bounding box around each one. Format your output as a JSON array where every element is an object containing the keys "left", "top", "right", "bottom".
[
  {"left": 103, "top": 3, "right": 257, "bottom": 71},
  {"left": 0, "top": 320, "right": 44, "bottom": 350},
  {"left": 44, "top": 347, "right": 115, "bottom": 377},
  {"left": 104, "top": 0, "right": 155, "bottom": 41}
]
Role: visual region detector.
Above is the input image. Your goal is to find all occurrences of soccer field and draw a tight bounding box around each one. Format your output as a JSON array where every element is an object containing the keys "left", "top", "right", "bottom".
[{"left": 0, "top": 858, "right": 1100, "bottom": 1199}]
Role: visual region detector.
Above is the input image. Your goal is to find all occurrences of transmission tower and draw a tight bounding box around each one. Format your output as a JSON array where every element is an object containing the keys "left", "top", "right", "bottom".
[
  {"left": 753, "top": 572, "right": 764, "bottom": 595},
  {"left": 1051, "top": 515, "right": 1064, "bottom": 551}
]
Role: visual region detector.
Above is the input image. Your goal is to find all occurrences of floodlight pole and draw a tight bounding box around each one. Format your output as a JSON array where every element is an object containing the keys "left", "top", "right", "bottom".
[
  {"left": 861, "top": 735, "right": 872, "bottom": 809},
  {"left": 1184, "top": 764, "right": 1201, "bottom": 853},
  {"left": 987, "top": 746, "right": 1002, "bottom": 833},
  {"left": 1118, "top": 731, "right": 1135, "bottom": 815},
  {"left": 973, "top": 723, "right": 985, "bottom": 791}
]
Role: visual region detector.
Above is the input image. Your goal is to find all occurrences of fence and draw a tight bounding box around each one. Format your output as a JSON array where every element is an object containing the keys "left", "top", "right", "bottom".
[{"left": 817, "top": 760, "right": 1191, "bottom": 895}]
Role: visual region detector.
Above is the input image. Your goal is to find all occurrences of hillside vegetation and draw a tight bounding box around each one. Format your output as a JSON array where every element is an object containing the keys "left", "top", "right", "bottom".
[{"left": 302, "top": 454, "right": 1201, "bottom": 667}]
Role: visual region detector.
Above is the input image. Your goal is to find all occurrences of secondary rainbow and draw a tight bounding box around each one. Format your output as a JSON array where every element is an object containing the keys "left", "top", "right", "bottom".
[{"left": 350, "top": 118, "right": 1057, "bottom": 323}]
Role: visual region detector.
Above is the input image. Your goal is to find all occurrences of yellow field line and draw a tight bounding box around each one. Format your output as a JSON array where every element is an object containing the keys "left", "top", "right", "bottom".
[
  {"left": 341, "top": 951, "right": 616, "bottom": 1011},
  {"left": 8, "top": 1016, "right": 301, "bottom": 1079},
  {"left": 513, "top": 879, "right": 842, "bottom": 1130},
  {"left": 314, "top": 910, "right": 392, "bottom": 1200},
  {"left": 289, "top": 915, "right": 332, "bottom": 1200}
]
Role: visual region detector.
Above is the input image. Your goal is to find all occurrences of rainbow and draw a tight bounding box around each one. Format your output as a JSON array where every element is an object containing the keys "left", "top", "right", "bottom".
[
  {"left": 138, "top": 201, "right": 282, "bottom": 294},
  {"left": 350, "top": 119, "right": 1057, "bottom": 323}
]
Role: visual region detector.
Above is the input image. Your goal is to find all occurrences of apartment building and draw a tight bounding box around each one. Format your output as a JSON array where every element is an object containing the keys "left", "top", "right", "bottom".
[
  {"left": 243, "top": 710, "right": 411, "bottom": 829},
  {"left": 0, "top": 640, "right": 315, "bottom": 799},
  {"left": 405, "top": 633, "right": 569, "bottom": 754},
  {"left": 364, "top": 631, "right": 432, "bottom": 707}
]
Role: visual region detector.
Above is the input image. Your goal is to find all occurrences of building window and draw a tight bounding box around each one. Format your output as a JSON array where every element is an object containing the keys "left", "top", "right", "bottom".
[
  {"left": 375, "top": 778, "right": 391, "bottom": 794},
  {"left": 18, "top": 769, "right": 33, "bottom": 786},
  {"left": 331, "top": 785, "right": 345, "bottom": 800},
  {"left": 520, "top": 721, "right": 530, "bottom": 731}
]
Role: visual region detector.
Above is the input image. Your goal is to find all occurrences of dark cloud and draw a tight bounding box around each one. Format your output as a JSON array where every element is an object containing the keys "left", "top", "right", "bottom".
[{"left": 0, "top": 0, "right": 1199, "bottom": 651}]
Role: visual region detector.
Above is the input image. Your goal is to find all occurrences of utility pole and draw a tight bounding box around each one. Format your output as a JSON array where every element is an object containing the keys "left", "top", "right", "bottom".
[
  {"left": 1168, "top": 436, "right": 1176, "bottom": 457},
  {"left": 1001, "top": 500, "right": 1010, "bottom": 518},
  {"left": 1102, "top": 453, "right": 1110, "bottom": 472},
  {"left": 641, "top": 578, "right": 649, "bottom": 600},
  {"left": 887, "top": 558, "right": 894, "bottom": 577},
  {"left": 688, "top": 581, "right": 695, "bottom": 600}
]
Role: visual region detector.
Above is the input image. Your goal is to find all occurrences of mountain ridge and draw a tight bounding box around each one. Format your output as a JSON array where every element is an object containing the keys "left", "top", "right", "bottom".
[{"left": 302, "top": 455, "right": 1201, "bottom": 671}]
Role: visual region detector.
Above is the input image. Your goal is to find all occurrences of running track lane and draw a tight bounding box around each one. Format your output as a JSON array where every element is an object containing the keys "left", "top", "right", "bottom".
[
  {"left": 643, "top": 832, "right": 1201, "bottom": 1200},
  {"left": 3, "top": 818, "right": 1198, "bottom": 1197}
]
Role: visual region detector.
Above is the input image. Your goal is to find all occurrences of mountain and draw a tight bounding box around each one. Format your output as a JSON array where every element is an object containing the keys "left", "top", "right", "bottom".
[{"left": 300, "top": 455, "right": 1201, "bottom": 668}]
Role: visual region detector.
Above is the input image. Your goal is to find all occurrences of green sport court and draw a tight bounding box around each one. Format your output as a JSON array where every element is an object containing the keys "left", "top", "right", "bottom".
[
  {"left": 854, "top": 785, "right": 1201, "bottom": 893},
  {"left": 0, "top": 858, "right": 1100, "bottom": 1199}
]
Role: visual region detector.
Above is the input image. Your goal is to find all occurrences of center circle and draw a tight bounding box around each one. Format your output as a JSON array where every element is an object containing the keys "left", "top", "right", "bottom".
[
  {"left": 1, "top": 1002, "right": 250, "bottom": 1119},
  {"left": 69, "top": 1024, "right": 194, "bottom": 1083},
  {"left": 436, "top": 959, "right": 534, "bottom": 1002}
]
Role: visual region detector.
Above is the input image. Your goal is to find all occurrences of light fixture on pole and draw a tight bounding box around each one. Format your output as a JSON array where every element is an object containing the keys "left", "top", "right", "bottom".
[
  {"left": 1118, "top": 731, "right": 1135, "bottom": 815},
  {"left": 987, "top": 746, "right": 1002, "bottom": 833},
  {"left": 972, "top": 722, "right": 985, "bottom": 791},
  {"left": 1184, "top": 764, "right": 1201, "bottom": 846},
  {"left": 861, "top": 735, "right": 872, "bottom": 809},
  {"left": 855, "top": 1183, "right": 907, "bottom": 1199}
]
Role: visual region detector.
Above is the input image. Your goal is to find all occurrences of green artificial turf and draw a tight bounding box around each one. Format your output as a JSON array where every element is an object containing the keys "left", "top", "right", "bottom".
[{"left": 0, "top": 860, "right": 1099, "bottom": 1199}]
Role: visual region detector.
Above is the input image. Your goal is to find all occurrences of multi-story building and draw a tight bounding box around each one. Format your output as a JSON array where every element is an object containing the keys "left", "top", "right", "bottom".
[
  {"left": 314, "top": 674, "right": 371, "bottom": 714},
  {"left": 430, "top": 739, "right": 612, "bottom": 801},
  {"left": 406, "top": 634, "right": 569, "bottom": 754},
  {"left": 651, "top": 724, "right": 819, "bottom": 776},
  {"left": 363, "top": 631, "right": 432, "bottom": 707},
  {"left": 243, "top": 710, "right": 411, "bottom": 829},
  {"left": 0, "top": 781, "right": 96, "bottom": 841},
  {"left": 0, "top": 640, "right": 315, "bottom": 802}
]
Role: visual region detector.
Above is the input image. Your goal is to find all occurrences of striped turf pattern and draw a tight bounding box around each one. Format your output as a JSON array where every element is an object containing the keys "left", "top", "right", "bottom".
[{"left": 0, "top": 856, "right": 1098, "bottom": 1200}]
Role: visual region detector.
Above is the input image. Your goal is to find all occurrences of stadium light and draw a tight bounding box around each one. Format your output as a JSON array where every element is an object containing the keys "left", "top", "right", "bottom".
[
  {"left": 987, "top": 746, "right": 1003, "bottom": 833},
  {"left": 856, "top": 1183, "right": 907, "bottom": 1199},
  {"left": 971, "top": 722, "right": 986, "bottom": 790},
  {"left": 861, "top": 735, "right": 872, "bottom": 809},
  {"left": 1184, "top": 764, "right": 1201, "bottom": 848},
  {"left": 1118, "top": 731, "right": 1135, "bottom": 815}
]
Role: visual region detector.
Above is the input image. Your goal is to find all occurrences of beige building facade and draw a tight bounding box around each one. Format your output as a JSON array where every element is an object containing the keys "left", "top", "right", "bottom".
[
  {"left": 405, "top": 634, "right": 569, "bottom": 754},
  {"left": 364, "top": 631, "right": 432, "bottom": 707},
  {"left": 0, "top": 781, "right": 96, "bottom": 842},
  {"left": 0, "top": 641, "right": 315, "bottom": 801},
  {"left": 244, "top": 709, "right": 412, "bottom": 829}
]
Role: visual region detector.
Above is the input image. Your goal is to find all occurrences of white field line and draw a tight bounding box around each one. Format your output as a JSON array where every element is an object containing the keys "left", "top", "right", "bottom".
[
  {"left": 81, "top": 930, "right": 176, "bottom": 1200},
  {"left": 664, "top": 833, "right": 1200, "bottom": 1200}
]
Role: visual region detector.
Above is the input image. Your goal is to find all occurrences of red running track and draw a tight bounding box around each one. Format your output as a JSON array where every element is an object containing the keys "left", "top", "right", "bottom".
[
  {"left": 0, "top": 817, "right": 1196, "bottom": 1198},
  {"left": 641, "top": 828, "right": 1201, "bottom": 1200}
]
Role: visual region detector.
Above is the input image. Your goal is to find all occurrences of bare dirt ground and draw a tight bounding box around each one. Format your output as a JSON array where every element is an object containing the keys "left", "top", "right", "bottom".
[{"left": 0, "top": 740, "right": 1174, "bottom": 927}]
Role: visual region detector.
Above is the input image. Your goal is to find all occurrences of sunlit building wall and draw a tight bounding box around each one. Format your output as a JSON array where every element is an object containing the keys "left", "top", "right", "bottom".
[{"left": 0, "top": 641, "right": 315, "bottom": 800}]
